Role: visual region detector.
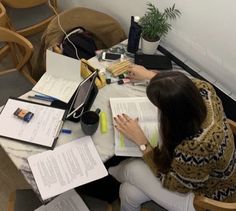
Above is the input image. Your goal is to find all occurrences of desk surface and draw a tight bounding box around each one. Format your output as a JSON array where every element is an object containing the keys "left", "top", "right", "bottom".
[
  {"left": 0, "top": 82, "right": 148, "bottom": 196},
  {"left": 0, "top": 42, "right": 189, "bottom": 200}
]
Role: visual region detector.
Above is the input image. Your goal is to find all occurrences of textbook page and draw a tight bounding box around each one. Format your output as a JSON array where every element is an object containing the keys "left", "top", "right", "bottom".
[
  {"left": 34, "top": 190, "right": 89, "bottom": 211},
  {"left": 110, "top": 97, "right": 159, "bottom": 157},
  {"left": 28, "top": 136, "right": 108, "bottom": 200},
  {"left": 33, "top": 50, "right": 82, "bottom": 103}
]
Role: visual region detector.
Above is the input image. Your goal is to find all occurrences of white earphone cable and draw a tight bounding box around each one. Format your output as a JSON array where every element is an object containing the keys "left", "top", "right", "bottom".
[{"left": 48, "top": 0, "right": 80, "bottom": 60}]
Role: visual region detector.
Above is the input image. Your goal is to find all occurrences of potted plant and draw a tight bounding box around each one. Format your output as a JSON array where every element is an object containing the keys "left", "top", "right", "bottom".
[{"left": 139, "top": 2, "right": 181, "bottom": 54}]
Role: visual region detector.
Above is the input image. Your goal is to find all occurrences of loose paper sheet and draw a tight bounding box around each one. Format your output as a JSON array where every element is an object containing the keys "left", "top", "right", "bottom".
[
  {"left": 33, "top": 50, "right": 82, "bottom": 103},
  {"left": 34, "top": 189, "right": 89, "bottom": 211},
  {"left": 28, "top": 136, "right": 108, "bottom": 200}
]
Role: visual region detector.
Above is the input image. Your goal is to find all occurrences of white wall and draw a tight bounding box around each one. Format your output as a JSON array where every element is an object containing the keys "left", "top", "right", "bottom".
[{"left": 58, "top": 0, "right": 236, "bottom": 100}]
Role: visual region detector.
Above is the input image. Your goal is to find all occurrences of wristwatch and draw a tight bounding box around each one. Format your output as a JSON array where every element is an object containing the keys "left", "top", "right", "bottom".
[{"left": 139, "top": 144, "right": 148, "bottom": 152}]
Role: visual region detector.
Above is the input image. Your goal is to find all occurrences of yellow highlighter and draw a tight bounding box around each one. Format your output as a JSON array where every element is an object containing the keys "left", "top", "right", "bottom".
[{"left": 100, "top": 111, "right": 108, "bottom": 133}]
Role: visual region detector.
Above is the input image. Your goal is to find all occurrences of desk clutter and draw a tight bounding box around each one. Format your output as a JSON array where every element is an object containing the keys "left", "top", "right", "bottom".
[
  {"left": 106, "top": 59, "right": 132, "bottom": 76},
  {"left": 81, "top": 59, "right": 106, "bottom": 89},
  {"left": 134, "top": 52, "right": 173, "bottom": 70},
  {"left": 0, "top": 39, "right": 175, "bottom": 208}
]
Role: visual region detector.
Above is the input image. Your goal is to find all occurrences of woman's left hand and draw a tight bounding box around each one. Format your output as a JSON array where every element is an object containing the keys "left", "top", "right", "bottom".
[{"left": 114, "top": 113, "right": 149, "bottom": 146}]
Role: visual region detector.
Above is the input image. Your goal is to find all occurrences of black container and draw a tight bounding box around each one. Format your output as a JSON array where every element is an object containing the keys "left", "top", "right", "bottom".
[{"left": 127, "top": 16, "right": 142, "bottom": 53}]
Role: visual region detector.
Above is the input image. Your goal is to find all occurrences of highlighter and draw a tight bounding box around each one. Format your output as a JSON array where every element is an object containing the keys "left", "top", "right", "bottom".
[{"left": 100, "top": 111, "right": 108, "bottom": 133}]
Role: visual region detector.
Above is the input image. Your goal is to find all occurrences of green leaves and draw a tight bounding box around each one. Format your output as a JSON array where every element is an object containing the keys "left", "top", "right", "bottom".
[
  {"left": 139, "top": 2, "right": 181, "bottom": 41},
  {"left": 163, "top": 4, "right": 181, "bottom": 20}
]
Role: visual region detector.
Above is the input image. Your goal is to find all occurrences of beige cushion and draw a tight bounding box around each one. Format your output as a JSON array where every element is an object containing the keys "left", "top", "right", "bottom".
[{"left": 33, "top": 7, "right": 126, "bottom": 81}]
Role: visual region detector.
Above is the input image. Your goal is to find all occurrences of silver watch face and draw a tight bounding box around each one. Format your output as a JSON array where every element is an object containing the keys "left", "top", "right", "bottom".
[{"left": 140, "top": 144, "right": 147, "bottom": 151}]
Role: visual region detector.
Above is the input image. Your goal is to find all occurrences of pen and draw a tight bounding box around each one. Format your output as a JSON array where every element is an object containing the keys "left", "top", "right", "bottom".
[
  {"left": 34, "top": 94, "right": 57, "bottom": 100},
  {"left": 106, "top": 78, "right": 119, "bottom": 84},
  {"left": 61, "top": 129, "right": 72, "bottom": 134},
  {"left": 132, "top": 81, "right": 149, "bottom": 86},
  {"left": 28, "top": 95, "right": 54, "bottom": 102},
  {"left": 118, "top": 78, "right": 130, "bottom": 85}
]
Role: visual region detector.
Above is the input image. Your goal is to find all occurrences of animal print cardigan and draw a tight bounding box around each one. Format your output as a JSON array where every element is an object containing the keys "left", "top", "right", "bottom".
[{"left": 143, "top": 78, "right": 236, "bottom": 202}]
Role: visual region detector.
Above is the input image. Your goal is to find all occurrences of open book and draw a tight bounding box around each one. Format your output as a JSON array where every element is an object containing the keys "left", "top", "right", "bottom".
[
  {"left": 28, "top": 136, "right": 108, "bottom": 200},
  {"left": 110, "top": 97, "right": 159, "bottom": 157}
]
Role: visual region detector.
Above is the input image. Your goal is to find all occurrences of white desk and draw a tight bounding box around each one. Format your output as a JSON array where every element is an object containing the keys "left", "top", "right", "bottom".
[
  {"left": 0, "top": 82, "right": 147, "bottom": 197},
  {"left": 0, "top": 42, "right": 188, "bottom": 199}
]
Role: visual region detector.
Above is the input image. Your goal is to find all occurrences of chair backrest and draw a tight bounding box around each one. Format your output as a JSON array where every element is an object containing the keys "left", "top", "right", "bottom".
[
  {"left": 2, "top": 0, "right": 50, "bottom": 8},
  {"left": 42, "top": 7, "right": 126, "bottom": 50},
  {"left": 0, "top": 27, "right": 33, "bottom": 72},
  {"left": 33, "top": 7, "right": 126, "bottom": 80},
  {"left": 193, "top": 118, "right": 236, "bottom": 211},
  {"left": 0, "top": 2, "right": 8, "bottom": 27},
  {"left": 1, "top": 0, "right": 59, "bottom": 37},
  {"left": 0, "top": 2, "right": 15, "bottom": 61},
  {"left": 0, "top": 2, "right": 9, "bottom": 60}
]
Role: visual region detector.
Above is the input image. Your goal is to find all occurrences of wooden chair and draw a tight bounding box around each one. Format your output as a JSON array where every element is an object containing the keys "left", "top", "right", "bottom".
[
  {"left": 34, "top": 6, "right": 126, "bottom": 80},
  {"left": 0, "top": 2, "right": 7, "bottom": 27},
  {"left": 0, "top": 2, "right": 12, "bottom": 60},
  {"left": 1, "top": 0, "right": 59, "bottom": 37},
  {"left": 0, "top": 27, "right": 36, "bottom": 106},
  {"left": 193, "top": 118, "right": 236, "bottom": 211}
]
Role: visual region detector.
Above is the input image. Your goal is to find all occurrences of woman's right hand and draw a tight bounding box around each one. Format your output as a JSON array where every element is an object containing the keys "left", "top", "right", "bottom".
[{"left": 127, "top": 64, "right": 157, "bottom": 81}]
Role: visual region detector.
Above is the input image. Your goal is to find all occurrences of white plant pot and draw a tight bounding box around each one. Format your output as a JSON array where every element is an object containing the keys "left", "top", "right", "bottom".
[{"left": 141, "top": 37, "right": 160, "bottom": 55}]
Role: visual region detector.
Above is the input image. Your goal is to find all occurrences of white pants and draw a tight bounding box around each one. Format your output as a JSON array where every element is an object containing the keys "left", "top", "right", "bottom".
[{"left": 108, "top": 158, "right": 195, "bottom": 211}]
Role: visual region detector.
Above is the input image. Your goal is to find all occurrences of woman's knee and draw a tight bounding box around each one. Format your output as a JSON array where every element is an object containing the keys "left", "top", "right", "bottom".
[
  {"left": 122, "top": 158, "right": 147, "bottom": 179},
  {"left": 120, "top": 182, "right": 132, "bottom": 202},
  {"left": 119, "top": 182, "right": 149, "bottom": 206}
]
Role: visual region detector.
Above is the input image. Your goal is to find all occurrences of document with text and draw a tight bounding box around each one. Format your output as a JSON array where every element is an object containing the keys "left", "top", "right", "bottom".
[
  {"left": 28, "top": 136, "right": 108, "bottom": 200},
  {"left": 0, "top": 98, "right": 66, "bottom": 148},
  {"left": 110, "top": 97, "right": 159, "bottom": 157},
  {"left": 33, "top": 50, "right": 82, "bottom": 103},
  {"left": 34, "top": 189, "right": 89, "bottom": 211}
]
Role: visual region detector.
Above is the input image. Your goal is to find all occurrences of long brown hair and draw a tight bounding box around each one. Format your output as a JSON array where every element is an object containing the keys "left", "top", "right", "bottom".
[{"left": 146, "top": 71, "right": 207, "bottom": 173}]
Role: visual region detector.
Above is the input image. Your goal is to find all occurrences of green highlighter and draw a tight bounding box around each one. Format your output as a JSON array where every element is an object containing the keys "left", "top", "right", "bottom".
[{"left": 100, "top": 111, "right": 108, "bottom": 133}]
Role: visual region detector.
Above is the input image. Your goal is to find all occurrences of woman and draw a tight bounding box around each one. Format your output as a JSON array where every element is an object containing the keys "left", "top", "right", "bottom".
[{"left": 109, "top": 65, "right": 236, "bottom": 211}]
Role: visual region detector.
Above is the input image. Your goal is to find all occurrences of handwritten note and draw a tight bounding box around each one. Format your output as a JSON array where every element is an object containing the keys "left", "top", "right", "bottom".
[
  {"left": 0, "top": 98, "right": 65, "bottom": 147},
  {"left": 33, "top": 50, "right": 82, "bottom": 103}
]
